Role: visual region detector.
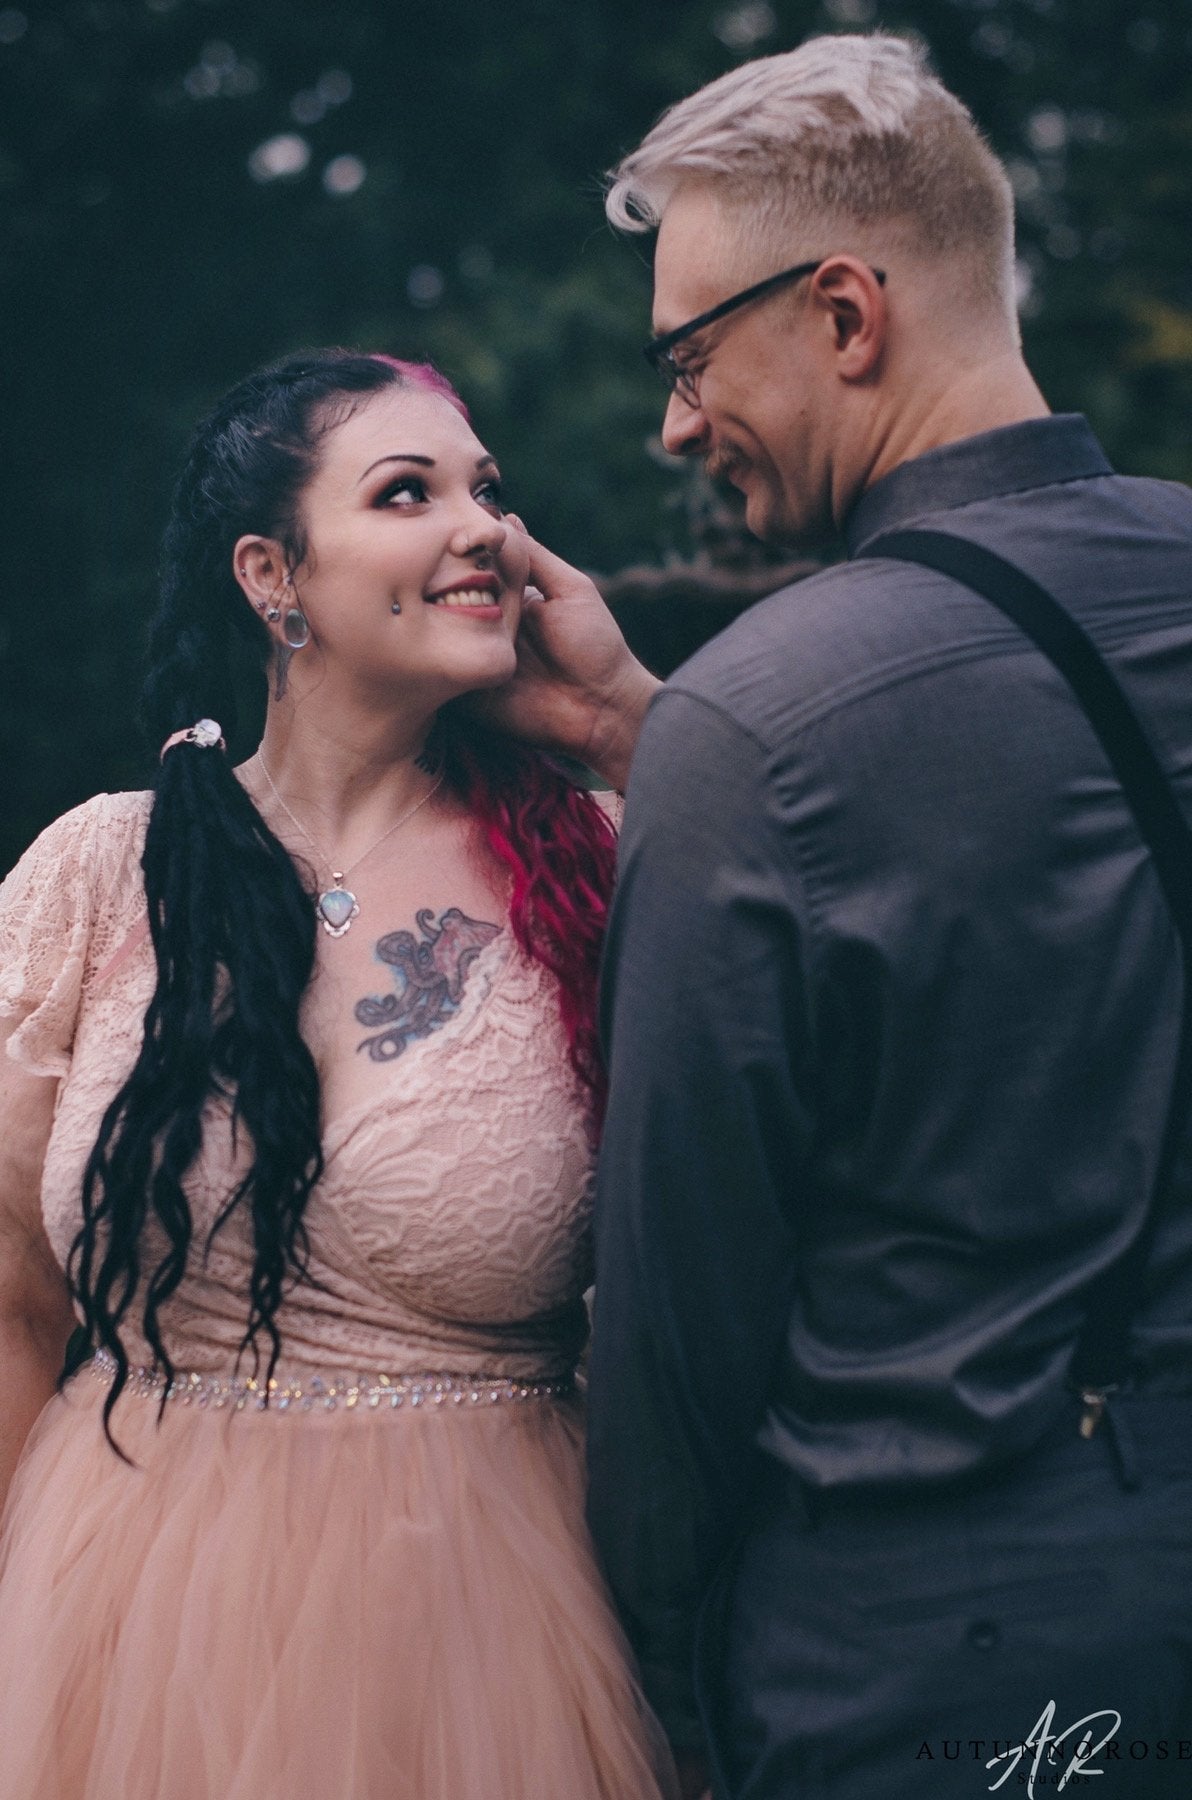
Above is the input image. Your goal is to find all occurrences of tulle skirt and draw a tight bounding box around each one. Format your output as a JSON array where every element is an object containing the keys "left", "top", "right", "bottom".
[{"left": 0, "top": 1367, "right": 678, "bottom": 1800}]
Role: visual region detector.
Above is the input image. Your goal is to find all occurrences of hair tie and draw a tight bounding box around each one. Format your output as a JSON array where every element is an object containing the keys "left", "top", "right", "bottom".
[{"left": 160, "top": 718, "right": 226, "bottom": 760}]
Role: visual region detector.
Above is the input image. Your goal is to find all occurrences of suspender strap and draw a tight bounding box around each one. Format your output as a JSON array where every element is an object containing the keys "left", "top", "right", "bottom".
[{"left": 865, "top": 528, "right": 1192, "bottom": 1389}]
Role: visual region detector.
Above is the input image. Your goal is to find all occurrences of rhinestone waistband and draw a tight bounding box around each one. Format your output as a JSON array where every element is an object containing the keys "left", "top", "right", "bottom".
[{"left": 86, "top": 1347, "right": 574, "bottom": 1415}]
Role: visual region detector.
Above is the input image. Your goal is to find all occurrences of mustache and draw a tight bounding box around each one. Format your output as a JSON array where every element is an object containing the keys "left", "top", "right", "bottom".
[{"left": 704, "top": 449, "right": 741, "bottom": 484}]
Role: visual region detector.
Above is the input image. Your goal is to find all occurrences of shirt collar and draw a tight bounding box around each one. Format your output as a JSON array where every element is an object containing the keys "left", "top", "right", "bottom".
[{"left": 845, "top": 414, "right": 1114, "bottom": 557}]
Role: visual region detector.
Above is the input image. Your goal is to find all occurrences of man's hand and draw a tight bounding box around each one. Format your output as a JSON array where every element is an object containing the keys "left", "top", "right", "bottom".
[{"left": 471, "top": 519, "right": 661, "bottom": 792}]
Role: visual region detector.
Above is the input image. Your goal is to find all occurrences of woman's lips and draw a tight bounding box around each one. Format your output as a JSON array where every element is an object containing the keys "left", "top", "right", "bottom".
[
  {"left": 427, "top": 587, "right": 502, "bottom": 610},
  {"left": 422, "top": 569, "right": 506, "bottom": 618}
]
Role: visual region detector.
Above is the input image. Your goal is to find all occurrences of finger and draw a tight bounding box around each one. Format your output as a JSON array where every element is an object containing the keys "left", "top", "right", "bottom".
[
  {"left": 505, "top": 513, "right": 579, "bottom": 601},
  {"left": 521, "top": 531, "right": 595, "bottom": 601}
]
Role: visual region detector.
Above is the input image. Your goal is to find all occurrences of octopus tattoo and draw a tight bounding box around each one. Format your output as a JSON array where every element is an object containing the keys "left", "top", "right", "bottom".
[{"left": 354, "top": 907, "right": 501, "bottom": 1063}]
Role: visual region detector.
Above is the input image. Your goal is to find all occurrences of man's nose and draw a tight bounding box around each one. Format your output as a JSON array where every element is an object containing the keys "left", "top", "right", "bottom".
[{"left": 660, "top": 389, "right": 710, "bottom": 458}]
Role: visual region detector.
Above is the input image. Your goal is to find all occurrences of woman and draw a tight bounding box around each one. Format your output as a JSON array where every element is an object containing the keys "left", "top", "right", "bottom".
[{"left": 0, "top": 349, "right": 676, "bottom": 1799}]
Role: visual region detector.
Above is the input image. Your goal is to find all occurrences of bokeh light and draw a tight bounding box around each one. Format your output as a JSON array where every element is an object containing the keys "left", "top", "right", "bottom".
[
  {"left": 248, "top": 134, "right": 312, "bottom": 182},
  {"left": 323, "top": 154, "right": 367, "bottom": 197}
]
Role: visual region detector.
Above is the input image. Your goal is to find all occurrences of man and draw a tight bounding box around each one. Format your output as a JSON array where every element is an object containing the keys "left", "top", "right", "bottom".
[{"left": 543, "top": 31, "right": 1192, "bottom": 1800}]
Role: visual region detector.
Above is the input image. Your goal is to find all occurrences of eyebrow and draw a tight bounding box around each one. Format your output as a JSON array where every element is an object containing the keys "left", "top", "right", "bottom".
[{"left": 358, "top": 452, "right": 499, "bottom": 484}]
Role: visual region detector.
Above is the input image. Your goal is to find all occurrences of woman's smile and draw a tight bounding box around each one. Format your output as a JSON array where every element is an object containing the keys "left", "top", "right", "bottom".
[{"left": 425, "top": 571, "right": 505, "bottom": 616}]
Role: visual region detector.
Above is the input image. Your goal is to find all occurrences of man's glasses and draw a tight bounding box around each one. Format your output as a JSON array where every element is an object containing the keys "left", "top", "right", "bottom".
[{"left": 643, "top": 258, "right": 887, "bottom": 406}]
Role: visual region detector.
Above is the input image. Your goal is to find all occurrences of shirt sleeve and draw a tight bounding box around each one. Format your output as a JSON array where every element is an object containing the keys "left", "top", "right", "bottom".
[
  {"left": 0, "top": 802, "right": 103, "bottom": 1079},
  {"left": 586, "top": 688, "right": 817, "bottom": 1746}
]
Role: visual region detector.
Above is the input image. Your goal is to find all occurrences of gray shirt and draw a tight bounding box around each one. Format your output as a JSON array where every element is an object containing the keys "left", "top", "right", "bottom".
[{"left": 586, "top": 415, "right": 1192, "bottom": 1740}]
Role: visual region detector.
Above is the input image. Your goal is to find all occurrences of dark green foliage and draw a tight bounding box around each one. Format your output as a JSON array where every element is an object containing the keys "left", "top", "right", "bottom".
[{"left": 2, "top": 0, "right": 1189, "bottom": 872}]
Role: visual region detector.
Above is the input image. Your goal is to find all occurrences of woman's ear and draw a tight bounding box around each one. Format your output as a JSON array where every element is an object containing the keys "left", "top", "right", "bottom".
[{"left": 232, "top": 536, "right": 290, "bottom": 624}]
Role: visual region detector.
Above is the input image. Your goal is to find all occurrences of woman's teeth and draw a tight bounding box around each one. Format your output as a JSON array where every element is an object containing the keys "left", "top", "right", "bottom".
[{"left": 429, "top": 590, "right": 498, "bottom": 608}]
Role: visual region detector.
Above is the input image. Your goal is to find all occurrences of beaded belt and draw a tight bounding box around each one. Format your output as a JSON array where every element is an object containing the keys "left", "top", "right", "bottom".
[{"left": 87, "top": 1347, "right": 574, "bottom": 1415}]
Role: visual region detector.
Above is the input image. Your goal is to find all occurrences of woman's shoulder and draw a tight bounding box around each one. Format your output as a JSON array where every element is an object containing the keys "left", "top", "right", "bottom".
[
  {"left": 80, "top": 788, "right": 154, "bottom": 855},
  {"left": 0, "top": 792, "right": 153, "bottom": 1073},
  {"left": 10, "top": 790, "right": 151, "bottom": 874},
  {"left": 1, "top": 790, "right": 152, "bottom": 930},
  {"left": 50, "top": 788, "right": 153, "bottom": 835}
]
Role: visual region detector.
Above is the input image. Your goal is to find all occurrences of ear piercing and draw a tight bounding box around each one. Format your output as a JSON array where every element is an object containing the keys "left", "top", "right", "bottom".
[
  {"left": 241, "top": 565, "right": 284, "bottom": 623},
  {"left": 240, "top": 567, "right": 305, "bottom": 643},
  {"left": 247, "top": 579, "right": 283, "bottom": 622}
]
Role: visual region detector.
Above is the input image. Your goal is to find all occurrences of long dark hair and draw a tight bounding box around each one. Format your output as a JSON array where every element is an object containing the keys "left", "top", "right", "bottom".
[{"left": 70, "top": 350, "right": 618, "bottom": 1447}]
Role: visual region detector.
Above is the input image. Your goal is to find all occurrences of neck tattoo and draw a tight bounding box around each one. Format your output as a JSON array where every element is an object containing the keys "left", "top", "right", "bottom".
[{"left": 255, "top": 755, "right": 446, "bottom": 938}]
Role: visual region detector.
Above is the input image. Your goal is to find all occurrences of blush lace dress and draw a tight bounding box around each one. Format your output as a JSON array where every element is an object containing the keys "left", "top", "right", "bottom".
[{"left": 0, "top": 792, "right": 676, "bottom": 1800}]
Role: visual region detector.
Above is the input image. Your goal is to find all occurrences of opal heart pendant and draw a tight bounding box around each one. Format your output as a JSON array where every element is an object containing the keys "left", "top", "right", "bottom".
[{"left": 317, "top": 880, "right": 359, "bottom": 938}]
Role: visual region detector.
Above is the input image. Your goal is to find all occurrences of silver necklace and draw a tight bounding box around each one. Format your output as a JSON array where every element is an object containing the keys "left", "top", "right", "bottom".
[{"left": 256, "top": 755, "right": 445, "bottom": 938}]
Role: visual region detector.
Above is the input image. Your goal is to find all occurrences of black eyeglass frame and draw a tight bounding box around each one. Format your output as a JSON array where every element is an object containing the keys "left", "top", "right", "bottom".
[{"left": 643, "top": 258, "right": 887, "bottom": 400}]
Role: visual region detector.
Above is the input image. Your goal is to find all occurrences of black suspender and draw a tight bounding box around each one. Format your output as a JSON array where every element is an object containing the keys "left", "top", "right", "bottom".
[{"left": 865, "top": 528, "right": 1192, "bottom": 1392}]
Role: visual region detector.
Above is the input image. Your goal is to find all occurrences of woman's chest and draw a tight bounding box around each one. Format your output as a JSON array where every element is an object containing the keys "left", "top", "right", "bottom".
[
  {"left": 44, "top": 924, "right": 594, "bottom": 1323},
  {"left": 299, "top": 873, "right": 512, "bottom": 1125}
]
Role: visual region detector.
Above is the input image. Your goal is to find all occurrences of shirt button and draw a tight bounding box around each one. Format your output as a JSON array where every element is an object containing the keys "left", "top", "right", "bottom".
[{"left": 967, "top": 1618, "right": 1000, "bottom": 1651}]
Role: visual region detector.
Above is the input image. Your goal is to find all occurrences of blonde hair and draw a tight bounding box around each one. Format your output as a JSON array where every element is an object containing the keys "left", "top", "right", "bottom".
[{"left": 606, "top": 33, "right": 1016, "bottom": 314}]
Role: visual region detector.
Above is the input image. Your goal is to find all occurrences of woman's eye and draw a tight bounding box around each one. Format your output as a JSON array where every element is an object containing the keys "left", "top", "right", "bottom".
[
  {"left": 474, "top": 480, "right": 504, "bottom": 512},
  {"left": 378, "top": 476, "right": 427, "bottom": 507}
]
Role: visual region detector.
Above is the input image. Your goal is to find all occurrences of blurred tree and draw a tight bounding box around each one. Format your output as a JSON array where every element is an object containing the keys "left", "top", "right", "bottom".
[{"left": 1, "top": 0, "right": 1189, "bottom": 870}]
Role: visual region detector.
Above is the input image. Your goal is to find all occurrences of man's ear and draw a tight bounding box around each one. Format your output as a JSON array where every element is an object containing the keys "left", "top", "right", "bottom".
[{"left": 810, "top": 257, "right": 887, "bottom": 381}]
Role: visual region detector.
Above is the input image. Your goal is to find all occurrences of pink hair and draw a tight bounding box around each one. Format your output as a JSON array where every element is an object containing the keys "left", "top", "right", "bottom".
[
  {"left": 448, "top": 731, "right": 618, "bottom": 1131},
  {"left": 370, "top": 354, "right": 471, "bottom": 421}
]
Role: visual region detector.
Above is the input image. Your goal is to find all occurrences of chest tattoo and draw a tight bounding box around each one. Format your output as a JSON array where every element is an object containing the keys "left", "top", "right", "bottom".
[{"left": 354, "top": 906, "right": 502, "bottom": 1063}]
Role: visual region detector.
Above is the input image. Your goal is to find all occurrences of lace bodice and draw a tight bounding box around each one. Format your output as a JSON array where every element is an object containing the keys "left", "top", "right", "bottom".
[{"left": 0, "top": 791, "right": 612, "bottom": 1383}]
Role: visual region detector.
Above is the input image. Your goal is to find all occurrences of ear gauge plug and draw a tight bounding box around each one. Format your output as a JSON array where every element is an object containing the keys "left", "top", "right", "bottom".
[{"left": 282, "top": 608, "right": 310, "bottom": 649}]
